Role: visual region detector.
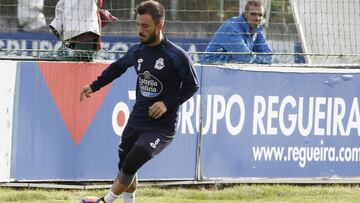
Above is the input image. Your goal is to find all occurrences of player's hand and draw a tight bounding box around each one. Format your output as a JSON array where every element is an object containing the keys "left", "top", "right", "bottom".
[
  {"left": 148, "top": 101, "right": 167, "bottom": 119},
  {"left": 80, "top": 85, "right": 93, "bottom": 101}
]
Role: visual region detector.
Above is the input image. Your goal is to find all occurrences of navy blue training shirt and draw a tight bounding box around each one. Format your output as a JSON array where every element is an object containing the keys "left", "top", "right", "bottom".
[{"left": 90, "top": 38, "right": 199, "bottom": 134}]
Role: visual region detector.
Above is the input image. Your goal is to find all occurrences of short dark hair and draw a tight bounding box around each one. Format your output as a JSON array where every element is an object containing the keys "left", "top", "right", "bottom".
[
  {"left": 136, "top": 0, "right": 165, "bottom": 24},
  {"left": 245, "top": 0, "right": 263, "bottom": 12}
]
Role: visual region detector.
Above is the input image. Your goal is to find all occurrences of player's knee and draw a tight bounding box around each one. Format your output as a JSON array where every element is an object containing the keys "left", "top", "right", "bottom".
[
  {"left": 120, "top": 145, "right": 151, "bottom": 179},
  {"left": 117, "top": 169, "right": 135, "bottom": 186},
  {"left": 121, "top": 159, "right": 139, "bottom": 175},
  {"left": 118, "top": 150, "right": 147, "bottom": 186}
]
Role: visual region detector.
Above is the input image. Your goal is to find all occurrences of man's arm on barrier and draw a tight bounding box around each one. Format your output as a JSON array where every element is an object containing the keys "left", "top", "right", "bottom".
[{"left": 253, "top": 31, "right": 272, "bottom": 64}]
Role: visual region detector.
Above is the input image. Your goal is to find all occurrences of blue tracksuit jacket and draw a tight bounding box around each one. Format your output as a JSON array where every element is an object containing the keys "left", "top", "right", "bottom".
[{"left": 200, "top": 15, "right": 272, "bottom": 64}]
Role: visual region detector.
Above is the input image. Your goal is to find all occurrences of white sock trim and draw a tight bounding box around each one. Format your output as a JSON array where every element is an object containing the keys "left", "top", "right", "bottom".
[
  {"left": 122, "top": 192, "right": 135, "bottom": 203},
  {"left": 104, "top": 190, "right": 120, "bottom": 203},
  {"left": 109, "top": 190, "right": 121, "bottom": 198},
  {"left": 122, "top": 192, "right": 135, "bottom": 198}
]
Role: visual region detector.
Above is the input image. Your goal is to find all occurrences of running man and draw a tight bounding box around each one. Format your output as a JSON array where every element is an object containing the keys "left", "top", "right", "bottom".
[{"left": 80, "top": 1, "right": 199, "bottom": 202}]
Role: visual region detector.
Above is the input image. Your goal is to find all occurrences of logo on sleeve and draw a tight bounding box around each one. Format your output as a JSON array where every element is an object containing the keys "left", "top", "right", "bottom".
[
  {"left": 154, "top": 58, "right": 165, "bottom": 70},
  {"left": 138, "top": 71, "right": 163, "bottom": 97},
  {"left": 137, "top": 58, "right": 143, "bottom": 71}
]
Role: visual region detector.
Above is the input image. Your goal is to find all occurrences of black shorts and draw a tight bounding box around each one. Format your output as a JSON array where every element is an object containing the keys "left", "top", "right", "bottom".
[{"left": 118, "top": 125, "right": 174, "bottom": 169}]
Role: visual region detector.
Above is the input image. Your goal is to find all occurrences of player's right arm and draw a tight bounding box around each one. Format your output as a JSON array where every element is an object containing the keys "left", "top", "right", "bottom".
[{"left": 79, "top": 46, "right": 137, "bottom": 101}]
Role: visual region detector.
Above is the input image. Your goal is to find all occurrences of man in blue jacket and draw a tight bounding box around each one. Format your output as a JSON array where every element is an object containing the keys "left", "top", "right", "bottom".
[{"left": 200, "top": 0, "right": 272, "bottom": 64}]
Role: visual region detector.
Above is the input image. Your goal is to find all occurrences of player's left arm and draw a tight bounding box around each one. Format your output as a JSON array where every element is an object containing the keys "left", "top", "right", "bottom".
[
  {"left": 163, "top": 53, "right": 199, "bottom": 111},
  {"left": 148, "top": 58, "right": 199, "bottom": 119}
]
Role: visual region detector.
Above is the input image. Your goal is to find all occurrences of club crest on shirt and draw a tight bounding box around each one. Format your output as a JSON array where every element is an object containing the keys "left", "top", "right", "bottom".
[
  {"left": 137, "top": 58, "right": 143, "bottom": 71},
  {"left": 154, "top": 58, "right": 165, "bottom": 70}
]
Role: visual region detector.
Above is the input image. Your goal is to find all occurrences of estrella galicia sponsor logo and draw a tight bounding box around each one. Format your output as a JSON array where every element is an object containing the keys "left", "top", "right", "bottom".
[
  {"left": 154, "top": 58, "right": 165, "bottom": 70},
  {"left": 138, "top": 71, "right": 163, "bottom": 97},
  {"left": 150, "top": 138, "right": 160, "bottom": 149}
]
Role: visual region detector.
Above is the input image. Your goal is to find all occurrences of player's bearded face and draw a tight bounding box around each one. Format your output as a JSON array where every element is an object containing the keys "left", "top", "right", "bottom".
[
  {"left": 136, "top": 14, "right": 159, "bottom": 45},
  {"left": 139, "top": 28, "right": 157, "bottom": 45}
]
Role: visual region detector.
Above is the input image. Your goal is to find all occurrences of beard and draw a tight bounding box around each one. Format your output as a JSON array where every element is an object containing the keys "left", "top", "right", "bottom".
[{"left": 140, "top": 32, "right": 157, "bottom": 45}]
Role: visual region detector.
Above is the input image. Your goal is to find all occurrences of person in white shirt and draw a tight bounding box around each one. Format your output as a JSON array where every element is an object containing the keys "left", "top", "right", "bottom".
[{"left": 49, "top": 0, "right": 117, "bottom": 61}]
